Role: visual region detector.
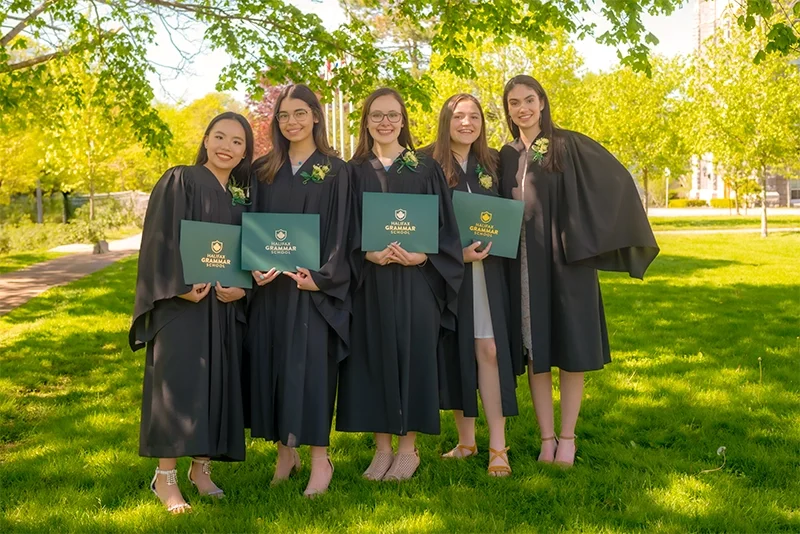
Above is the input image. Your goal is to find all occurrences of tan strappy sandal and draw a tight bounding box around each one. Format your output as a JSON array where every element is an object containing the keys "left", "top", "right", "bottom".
[
  {"left": 363, "top": 450, "right": 395, "bottom": 481},
  {"left": 383, "top": 448, "right": 421, "bottom": 481},
  {"left": 553, "top": 435, "right": 577, "bottom": 468},
  {"left": 271, "top": 448, "right": 302, "bottom": 485},
  {"left": 538, "top": 435, "right": 558, "bottom": 463},
  {"left": 441, "top": 443, "right": 478, "bottom": 459},
  {"left": 487, "top": 447, "right": 512, "bottom": 477},
  {"left": 150, "top": 467, "right": 191, "bottom": 514},
  {"left": 188, "top": 458, "right": 224, "bottom": 498}
]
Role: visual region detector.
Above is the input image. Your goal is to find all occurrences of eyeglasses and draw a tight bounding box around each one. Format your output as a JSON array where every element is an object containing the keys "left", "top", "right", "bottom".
[
  {"left": 368, "top": 111, "right": 402, "bottom": 123},
  {"left": 277, "top": 109, "right": 311, "bottom": 123}
]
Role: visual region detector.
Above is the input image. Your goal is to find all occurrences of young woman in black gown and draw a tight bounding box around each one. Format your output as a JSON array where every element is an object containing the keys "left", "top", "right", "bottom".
[
  {"left": 246, "top": 84, "right": 350, "bottom": 497},
  {"left": 499, "top": 76, "right": 658, "bottom": 467},
  {"left": 130, "top": 112, "right": 254, "bottom": 512},
  {"left": 336, "top": 88, "right": 463, "bottom": 481},
  {"left": 430, "top": 94, "right": 522, "bottom": 476}
]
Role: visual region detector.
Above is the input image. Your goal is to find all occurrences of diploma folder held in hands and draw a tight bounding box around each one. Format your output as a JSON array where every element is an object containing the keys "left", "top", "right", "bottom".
[
  {"left": 240, "top": 212, "right": 321, "bottom": 272},
  {"left": 361, "top": 192, "right": 439, "bottom": 253},
  {"left": 179, "top": 220, "right": 252, "bottom": 288},
  {"left": 452, "top": 191, "right": 524, "bottom": 258}
]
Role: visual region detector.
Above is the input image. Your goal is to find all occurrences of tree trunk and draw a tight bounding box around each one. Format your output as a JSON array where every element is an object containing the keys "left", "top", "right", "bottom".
[
  {"left": 734, "top": 188, "right": 740, "bottom": 215},
  {"left": 62, "top": 192, "right": 70, "bottom": 223},
  {"left": 643, "top": 168, "right": 649, "bottom": 215},
  {"left": 89, "top": 180, "right": 95, "bottom": 221},
  {"left": 36, "top": 178, "right": 43, "bottom": 224},
  {"left": 760, "top": 166, "right": 768, "bottom": 238}
]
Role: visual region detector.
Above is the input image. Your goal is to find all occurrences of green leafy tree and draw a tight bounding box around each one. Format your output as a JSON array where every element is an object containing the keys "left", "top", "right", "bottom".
[
  {"left": 573, "top": 57, "right": 690, "bottom": 211},
  {"left": 689, "top": 15, "right": 800, "bottom": 236},
  {"left": 5, "top": 0, "right": 781, "bottom": 116},
  {"left": 407, "top": 30, "right": 584, "bottom": 149}
]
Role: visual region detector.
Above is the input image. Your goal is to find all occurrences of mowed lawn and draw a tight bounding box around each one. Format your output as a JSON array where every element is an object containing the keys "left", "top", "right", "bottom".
[{"left": 1, "top": 233, "right": 798, "bottom": 533}]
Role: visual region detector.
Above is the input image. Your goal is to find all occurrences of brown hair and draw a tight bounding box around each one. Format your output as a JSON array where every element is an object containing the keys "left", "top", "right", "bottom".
[
  {"left": 351, "top": 87, "right": 415, "bottom": 163},
  {"left": 256, "top": 84, "right": 337, "bottom": 183},
  {"left": 430, "top": 94, "right": 498, "bottom": 188},
  {"left": 502, "top": 75, "right": 565, "bottom": 173}
]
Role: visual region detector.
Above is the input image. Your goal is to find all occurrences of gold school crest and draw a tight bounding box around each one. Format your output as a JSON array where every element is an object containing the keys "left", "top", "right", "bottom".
[
  {"left": 394, "top": 209, "right": 407, "bottom": 221},
  {"left": 211, "top": 240, "right": 223, "bottom": 254},
  {"left": 275, "top": 229, "right": 288, "bottom": 242},
  {"left": 480, "top": 211, "right": 493, "bottom": 224}
]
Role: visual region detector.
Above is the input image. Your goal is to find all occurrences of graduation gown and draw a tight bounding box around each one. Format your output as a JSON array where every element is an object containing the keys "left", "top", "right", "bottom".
[
  {"left": 130, "top": 165, "right": 246, "bottom": 461},
  {"left": 437, "top": 151, "right": 521, "bottom": 418},
  {"left": 245, "top": 151, "right": 351, "bottom": 447},
  {"left": 336, "top": 150, "right": 463, "bottom": 435},
  {"left": 499, "top": 131, "right": 659, "bottom": 374}
]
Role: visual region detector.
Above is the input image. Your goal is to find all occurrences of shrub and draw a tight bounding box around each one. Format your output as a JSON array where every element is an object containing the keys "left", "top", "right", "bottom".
[
  {"left": 0, "top": 233, "right": 10, "bottom": 254},
  {"left": 0, "top": 222, "right": 76, "bottom": 252},
  {"left": 669, "top": 199, "right": 708, "bottom": 208},
  {"left": 710, "top": 198, "right": 736, "bottom": 208}
]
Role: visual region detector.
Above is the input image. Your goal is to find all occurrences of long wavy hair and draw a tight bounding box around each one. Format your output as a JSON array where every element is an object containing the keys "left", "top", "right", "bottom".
[
  {"left": 351, "top": 87, "right": 414, "bottom": 163},
  {"left": 502, "top": 75, "right": 565, "bottom": 173},
  {"left": 195, "top": 112, "right": 254, "bottom": 186},
  {"left": 430, "top": 94, "right": 498, "bottom": 188},
  {"left": 256, "top": 84, "right": 337, "bottom": 183}
]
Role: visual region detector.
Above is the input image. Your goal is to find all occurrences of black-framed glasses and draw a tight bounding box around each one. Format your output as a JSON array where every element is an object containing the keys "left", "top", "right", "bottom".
[
  {"left": 277, "top": 109, "right": 311, "bottom": 123},
  {"left": 368, "top": 111, "right": 402, "bottom": 123}
]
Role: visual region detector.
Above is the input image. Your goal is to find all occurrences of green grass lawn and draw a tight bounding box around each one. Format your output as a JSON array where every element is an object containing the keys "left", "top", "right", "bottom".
[
  {"left": 0, "top": 252, "right": 65, "bottom": 274},
  {"left": 1, "top": 234, "right": 799, "bottom": 533},
  {"left": 649, "top": 215, "right": 800, "bottom": 231}
]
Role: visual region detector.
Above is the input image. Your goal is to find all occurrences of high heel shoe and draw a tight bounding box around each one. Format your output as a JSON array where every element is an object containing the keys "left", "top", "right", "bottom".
[
  {"left": 553, "top": 435, "right": 577, "bottom": 468},
  {"left": 150, "top": 467, "right": 191, "bottom": 514},
  {"left": 538, "top": 435, "right": 558, "bottom": 463},
  {"left": 362, "top": 450, "right": 395, "bottom": 481},
  {"left": 383, "top": 449, "right": 420, "bottom": 482},
  {"left": 188, "top": 458, "right": 224, "bottom": 498},
  {"left": 304, "top": 456, "right": 334, "bottom": 498},
  {"left": 271, "top": 447, "right": 302, "bottom": 485}
]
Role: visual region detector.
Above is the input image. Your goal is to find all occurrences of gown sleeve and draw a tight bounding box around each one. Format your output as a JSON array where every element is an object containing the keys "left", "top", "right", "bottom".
[
  {"left": 129, "top": 166, "right": 192, "bottom": 351},
  {"left": 309, "top": 162, "right": 352, "bottom": 302},
  {"left": 559, "top": 131, "right": 660, "bottom": 279},
  {"left": 346, "top": 161, "right": 367, "bottom": 291},
  {"left": 424, "top": 162, "right": 465, "bottom": 331}
]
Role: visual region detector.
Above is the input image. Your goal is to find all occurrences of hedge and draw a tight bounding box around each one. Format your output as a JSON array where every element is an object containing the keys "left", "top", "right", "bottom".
[{"left": 668, "top": 199, "right": 708, "bottom": 208}]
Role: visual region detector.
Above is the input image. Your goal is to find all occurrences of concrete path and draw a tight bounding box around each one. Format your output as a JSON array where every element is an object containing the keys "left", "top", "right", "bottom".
[{"left": 0, "top": 234, "right": 141, "bottom": 316}]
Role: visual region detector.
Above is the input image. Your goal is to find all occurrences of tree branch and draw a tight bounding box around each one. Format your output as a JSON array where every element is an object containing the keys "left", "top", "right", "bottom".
[
  {"left": 1, "top": 30, "right": 118, "bottom": 73},
  {"left": 1, "top": 0, "right": 56, "bottom": 47}
]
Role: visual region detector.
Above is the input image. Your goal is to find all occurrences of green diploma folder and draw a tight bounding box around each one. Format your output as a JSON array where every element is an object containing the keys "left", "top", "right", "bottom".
[
  {"left": 179, "top": 220, "right": 252, "bottom": 288},
  {"left": 361, "top": 192, "right": 439, "bottom": 253},
  {"left": 452, "top": 191, "right": 524, "bottom": 259},
  {"left": 241, "top": 212, "right": 321, "bottom": 272}
]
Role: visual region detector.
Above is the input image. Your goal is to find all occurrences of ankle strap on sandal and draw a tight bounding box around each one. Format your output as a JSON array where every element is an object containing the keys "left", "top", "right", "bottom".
[
  {"left": 154, "top": 467, "right": 179, "bottom": 486},
  {"left": 191, "top": 458, "right": 212, "bottom": 475}
]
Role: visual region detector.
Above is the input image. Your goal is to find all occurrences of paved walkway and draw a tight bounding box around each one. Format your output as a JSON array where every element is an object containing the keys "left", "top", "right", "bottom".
[{"left": 0, "top": 234, "right": 141, "bottom": 316}]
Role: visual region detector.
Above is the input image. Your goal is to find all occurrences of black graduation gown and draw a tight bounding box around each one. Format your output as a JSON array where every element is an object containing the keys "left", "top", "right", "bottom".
[
  {"left": 130, "top": 165, "right": 247, "bottom": 461},
  {"left": 245, "top": 151, "right": 351, "bottom": 447},
  {"left": 437, "top": 151, "right": 521, "bottom": 418},
  {"left": 336, "top": 150, "right": 463, "bottom": 435},
  {"left": 499, "top": 131, "right": 659, "bottom": 374}
]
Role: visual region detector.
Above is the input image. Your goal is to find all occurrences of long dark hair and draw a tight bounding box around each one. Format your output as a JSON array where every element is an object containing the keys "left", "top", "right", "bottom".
[
  {"left": 502, "top": 75, "right": 565, "bottom": 173},
  {"left": 351, "top": 87, "right": 415, "bottom": 163},
  {"left": 195, "top": 111, "right": 254, "bottom": 186},
  {"left": 431, "top": 93, "right": 498, "bottom": 188},
  {"left": 256, "top": 84, "right": 337, "bottom": 183}
]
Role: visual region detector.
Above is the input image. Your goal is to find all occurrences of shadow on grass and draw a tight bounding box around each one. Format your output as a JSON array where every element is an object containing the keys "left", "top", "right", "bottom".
[{"left": 2, "top": 254, "right": 800, "bottom": 532}]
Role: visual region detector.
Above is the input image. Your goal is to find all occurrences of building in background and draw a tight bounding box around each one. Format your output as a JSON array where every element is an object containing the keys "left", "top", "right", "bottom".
[{"left": 689, "top": 0, "right": 798, "bottom": 206}]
